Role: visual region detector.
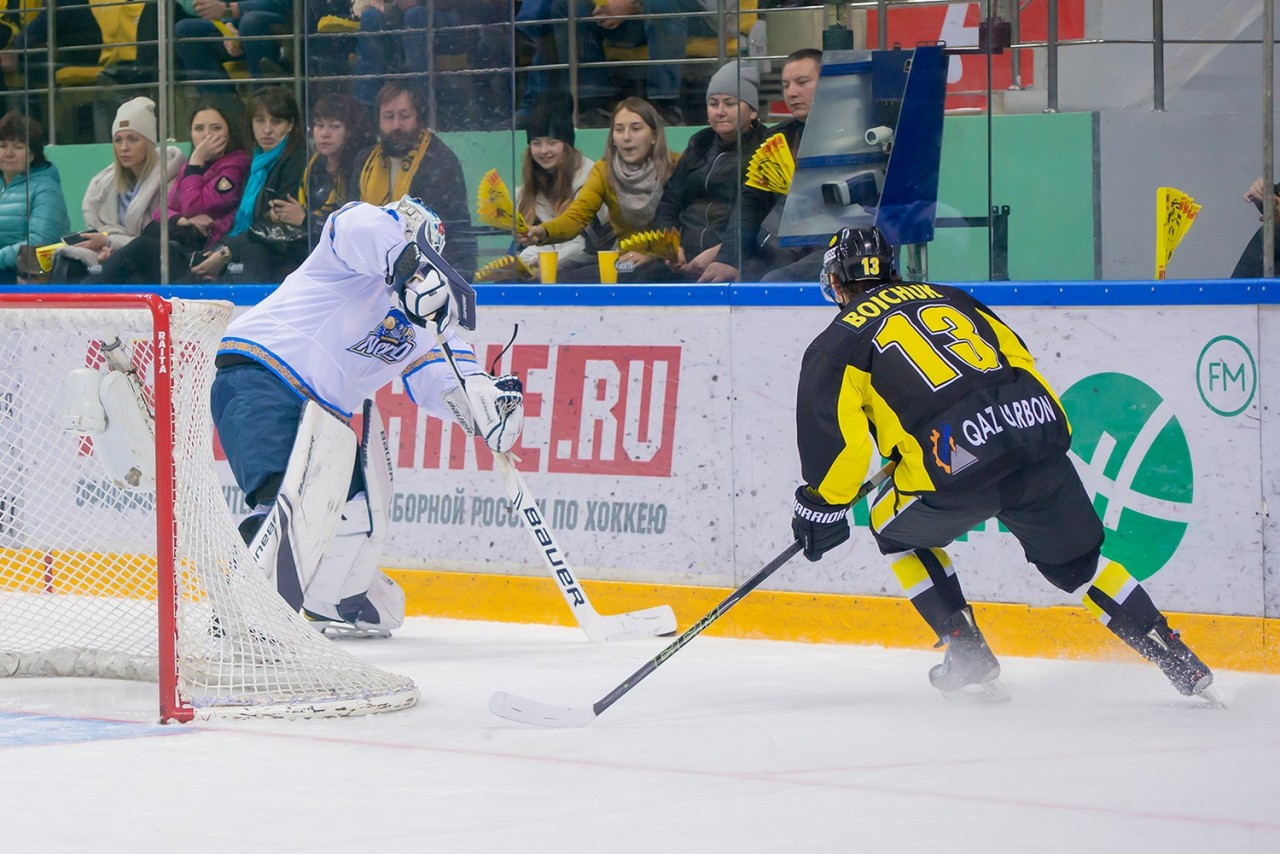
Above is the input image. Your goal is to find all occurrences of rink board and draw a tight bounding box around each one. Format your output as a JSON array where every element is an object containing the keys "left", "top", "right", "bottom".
[
  {"left": 12, "top": 282, "right": 1267, "bottom": 658},
  {"left": 314, "top": 299, "right": 1274, "bottom": 623}
]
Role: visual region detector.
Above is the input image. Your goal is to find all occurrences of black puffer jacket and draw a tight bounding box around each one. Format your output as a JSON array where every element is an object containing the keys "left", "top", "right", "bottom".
[{"left": 655, "top": 120, "right": 769, "bottom": 257}]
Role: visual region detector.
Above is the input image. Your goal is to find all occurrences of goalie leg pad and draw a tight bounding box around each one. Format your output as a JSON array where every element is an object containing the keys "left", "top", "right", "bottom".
[
  {"left": 301, "top": 496, "right": 381, "bottom": 605},
  {"left": 245, "top": 400, "right": 355, "bottom": 609},
  {"left": 300, "top": 400, "right": 399, "bottom": 634}
]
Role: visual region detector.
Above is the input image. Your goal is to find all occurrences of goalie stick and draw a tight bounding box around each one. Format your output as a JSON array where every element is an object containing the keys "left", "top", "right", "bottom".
[
  {"left": 490, "top": 462, "right": 897, "bottom": 728},
  {"left": 431, "top": 325, "right": 677, "bottom": 642}
]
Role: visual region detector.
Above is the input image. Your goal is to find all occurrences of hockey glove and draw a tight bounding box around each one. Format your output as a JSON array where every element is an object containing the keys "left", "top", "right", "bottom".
[
  {"left": 443, "top": 373, "right": 525, "bottom": 453},
  {"left": 791, "top": 485, "right": 850, "bottom": 562}
]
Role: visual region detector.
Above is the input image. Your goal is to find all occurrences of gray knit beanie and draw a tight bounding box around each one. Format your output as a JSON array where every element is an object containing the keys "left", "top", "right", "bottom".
[{"left": 706, "top": 60, "right": 760, "bottom": 111}]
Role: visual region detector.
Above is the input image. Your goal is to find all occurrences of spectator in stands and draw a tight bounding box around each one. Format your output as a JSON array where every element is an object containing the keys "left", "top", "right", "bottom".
[
  {"left": 0, "top": 1, "right": 104, "bottom": 79},
  {"left": 1230, "top": 176, "right": 1280, "bottom": 278},
  {"left": 519, "top": 97, "right": 676, "bottom": 279},
  {"left": 175, "top": 0, "right": 290, "bottom": 92},
  {"left": 516, "top": 0, "right": 716, "bottom": 126},
  {"left": 352, "top": 81, "right": 477, "bottom": 278},
  {"left": 350, "top": 0, "right": 429, "bottom": 103},
  {"left": 0, "top": 112, "right": 69, "bottom": 284},
  {"left": 189, "top": 86, "right": 307, "bottom": 282},
  {"left": 93, "top": 97, "right": 250, "bottom": 284},
  {"left": 628, "top": 59, "right": 767, "bottom": 283},
  {"left": 702, "top": 47, "right": 822, "bottom": 283},
  {"left": 268, "top": 93, "right": 371, "bottom": 245},
  {"left": 52, "top": 97, "right": 185, "bottom": 283},
  {"left": 510, "top": 93, "right": 596, "bottom": 281}
]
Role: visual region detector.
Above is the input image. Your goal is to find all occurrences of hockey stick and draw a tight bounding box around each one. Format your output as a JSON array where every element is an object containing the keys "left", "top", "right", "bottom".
[
  {"left": 431, "top": 326, "right": 677, "bottom": 642},
  {"left": 490, "top": 461, "right": 897, "bottom": 728}
]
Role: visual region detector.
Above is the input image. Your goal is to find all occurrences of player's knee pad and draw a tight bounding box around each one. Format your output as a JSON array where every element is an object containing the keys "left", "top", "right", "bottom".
[{"left": 1034, "top": 545, "right": 1101, "bottom": 593}]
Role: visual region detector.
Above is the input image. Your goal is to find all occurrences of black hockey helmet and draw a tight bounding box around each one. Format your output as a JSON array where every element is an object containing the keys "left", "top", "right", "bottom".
[{"left": 819, "top": 226, "right": 895, "bottom": 303}]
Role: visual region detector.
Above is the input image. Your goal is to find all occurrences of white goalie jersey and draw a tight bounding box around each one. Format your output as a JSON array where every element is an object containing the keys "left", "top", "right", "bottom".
[{"left": 219, "top": 202, "right": 481, "bottom": 421}]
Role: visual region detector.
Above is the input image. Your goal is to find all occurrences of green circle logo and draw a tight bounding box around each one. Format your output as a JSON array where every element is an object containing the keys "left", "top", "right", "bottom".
[
  {"left": 1059, "top": 373, "right": 1193, "bottom": 580},
  {"left": 1196, "top": 335, "right": 1256, "bottom": 417}
]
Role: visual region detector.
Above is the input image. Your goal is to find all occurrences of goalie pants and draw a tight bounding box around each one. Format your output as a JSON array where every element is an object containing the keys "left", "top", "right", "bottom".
[{"left": 211, "top": 360, "right": 363, "bottom": 510}]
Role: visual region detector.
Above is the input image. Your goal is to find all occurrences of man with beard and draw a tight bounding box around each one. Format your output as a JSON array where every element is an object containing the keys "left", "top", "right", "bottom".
[{"left": 353, "top": 82, "right": 478, "bottom": 278}]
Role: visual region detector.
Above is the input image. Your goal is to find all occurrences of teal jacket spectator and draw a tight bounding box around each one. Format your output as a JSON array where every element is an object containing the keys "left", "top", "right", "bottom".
[{"left": 0, "top": 112, "right": 70, "bottom": 282}]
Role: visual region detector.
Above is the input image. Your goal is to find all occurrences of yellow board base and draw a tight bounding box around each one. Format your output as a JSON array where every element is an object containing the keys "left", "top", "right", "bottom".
[{"left": 389, "top": 568, "right": 1279, "bottom": 675}]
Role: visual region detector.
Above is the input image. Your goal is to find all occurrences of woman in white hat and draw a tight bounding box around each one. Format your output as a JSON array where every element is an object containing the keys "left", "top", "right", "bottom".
[{"left": 53, "top": 96, "right": 185, "bottom": 283}]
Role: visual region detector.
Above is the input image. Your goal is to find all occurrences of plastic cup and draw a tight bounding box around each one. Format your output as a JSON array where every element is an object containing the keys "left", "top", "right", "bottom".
[
  {"left": 597, "top": 250, "right": 619, "bottom": 284},
  {"left": 35, "top": 242, "right": 64, "bottom": 273},
  {"left": 538, "top": 249, "right": 558, "bottom": 283}
]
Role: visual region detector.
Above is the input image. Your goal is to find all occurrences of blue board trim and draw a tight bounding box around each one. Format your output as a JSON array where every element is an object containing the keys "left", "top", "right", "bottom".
[
  {"left": 3, "top": 280, "right": 1274, "bottom": 307},
  {"left": 795, "top": 152, "right": 890, "bottom": 170}
]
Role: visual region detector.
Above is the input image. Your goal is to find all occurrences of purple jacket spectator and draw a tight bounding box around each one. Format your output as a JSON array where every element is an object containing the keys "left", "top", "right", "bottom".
[{"left": 159, "top": 149, "right": 252, "bottom": 247}]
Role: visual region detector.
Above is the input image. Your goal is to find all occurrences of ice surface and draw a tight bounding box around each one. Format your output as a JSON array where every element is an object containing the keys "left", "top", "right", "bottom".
[{"left": 1, "top": 617, "right": 1277, "bottom": 853}]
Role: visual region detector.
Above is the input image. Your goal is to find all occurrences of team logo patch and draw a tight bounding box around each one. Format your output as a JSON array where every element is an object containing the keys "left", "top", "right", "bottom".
[
  {"left": 216, "top": 176, "right": 235, "bottom": 193},
  {"left": 930, "top": 423, "right": 978, "bottom": 475},
  {"left": 346, "top": 309, "right": 417, "bottom": 364}
]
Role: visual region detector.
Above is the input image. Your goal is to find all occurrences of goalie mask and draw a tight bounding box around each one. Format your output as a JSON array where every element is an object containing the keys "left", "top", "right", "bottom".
[
  {"left": 820, "top": 225, "right": 895, "bottom": 304},
  {"left": 384, "top": 195, "right": 445, "bottom": 253}
]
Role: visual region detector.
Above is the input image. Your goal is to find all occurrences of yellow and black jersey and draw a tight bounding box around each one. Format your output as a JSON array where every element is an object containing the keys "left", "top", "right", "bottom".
[{"left": 797, "top": 280, "right": 1071, "bottom": 504}]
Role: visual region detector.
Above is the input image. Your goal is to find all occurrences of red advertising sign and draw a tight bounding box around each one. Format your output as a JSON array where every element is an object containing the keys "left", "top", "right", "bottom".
[{"left": 223, "top": 343, "right": 684, "bottom": 479}]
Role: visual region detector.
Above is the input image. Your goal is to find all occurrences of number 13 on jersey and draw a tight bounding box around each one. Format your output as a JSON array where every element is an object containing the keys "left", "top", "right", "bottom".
[{"left": 872, "top": 305, "right": 1002, "bottom": 390}]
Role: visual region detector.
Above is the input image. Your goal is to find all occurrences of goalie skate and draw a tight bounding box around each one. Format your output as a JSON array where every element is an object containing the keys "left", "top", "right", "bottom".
[{"left": 303, "top": 605, "right": 392, "bottom": 640}]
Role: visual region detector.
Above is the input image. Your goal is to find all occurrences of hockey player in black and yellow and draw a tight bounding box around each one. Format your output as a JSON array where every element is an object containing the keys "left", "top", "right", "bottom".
[{"left": 791, "top": 225, "right": 1218, "bottom": 704}]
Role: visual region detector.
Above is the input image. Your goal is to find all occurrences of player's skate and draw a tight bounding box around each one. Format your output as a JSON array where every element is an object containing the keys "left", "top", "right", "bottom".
[
  {"left": 1128, "top": 617, "right": 1222, "bottom": 707},
  {"left": 929, "top": 606, "right": 1009, "bottom": 703}
]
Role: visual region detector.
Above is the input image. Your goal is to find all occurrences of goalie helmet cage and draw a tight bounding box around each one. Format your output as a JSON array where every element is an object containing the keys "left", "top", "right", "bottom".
[{"left": 0, "top": 293, "right": 418, "bottom": 722}]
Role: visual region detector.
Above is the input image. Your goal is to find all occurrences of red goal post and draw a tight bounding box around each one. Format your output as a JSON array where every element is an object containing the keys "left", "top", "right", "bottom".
[{"left": 0, "top": 293, "right": 418, "bottom": 721}]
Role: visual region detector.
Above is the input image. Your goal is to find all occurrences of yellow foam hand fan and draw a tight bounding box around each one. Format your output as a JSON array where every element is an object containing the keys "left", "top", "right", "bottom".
[
  {"left": 476, "top": 169, "right": 528, "bottom": 232},
  {"left": 618, "top": 227, "right": 681, "bottom": 262},
  {"left": 473, "top": 254, "right": 536, "bottom": 283},
  {"left": 1155, "top": 186, "right": 1200, "bottom": 279},
  {"left": 745, "top": 134, "right": 795, "bottom": 194}
]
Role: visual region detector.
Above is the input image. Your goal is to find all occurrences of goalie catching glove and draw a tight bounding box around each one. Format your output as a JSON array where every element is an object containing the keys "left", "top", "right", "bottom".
[
  {"left": 792, "top": 485, "right": 850, "bottom": 562},
  {"left": 443, "top": 373, "right": 525, "bottom": 453}
]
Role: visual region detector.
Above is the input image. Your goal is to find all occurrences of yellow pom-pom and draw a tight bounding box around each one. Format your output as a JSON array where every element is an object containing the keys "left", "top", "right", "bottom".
[
  {"left": 618, "top": 227, "right": 680, "bottom": 262},
  {"left": 475, "top": 169, "right": 528, "bottom": 232},
  {"left": 745, "top": 134, "right": 795, "bottom": 194},
  {"left": 474, "top": 254, "right": 535, "bottom": 282}
]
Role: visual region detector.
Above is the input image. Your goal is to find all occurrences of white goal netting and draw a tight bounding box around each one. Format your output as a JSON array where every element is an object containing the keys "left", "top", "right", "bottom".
[{"left": 0, "top": 295, "right": 418, "bottom": 720}]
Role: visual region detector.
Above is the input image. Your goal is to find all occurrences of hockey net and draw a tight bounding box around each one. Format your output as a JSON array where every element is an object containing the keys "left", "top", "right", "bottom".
[{"left": 0, "top": 294, "right": 418, "bottom": 721}]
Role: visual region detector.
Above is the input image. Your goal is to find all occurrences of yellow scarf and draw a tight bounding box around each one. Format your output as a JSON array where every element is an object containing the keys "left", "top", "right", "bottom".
[
  {"left": 300, "top": 152, "right": 346, "bottom": 217},
  {"left": 358, "top": 131, "right": 432, "bottom": 204}
]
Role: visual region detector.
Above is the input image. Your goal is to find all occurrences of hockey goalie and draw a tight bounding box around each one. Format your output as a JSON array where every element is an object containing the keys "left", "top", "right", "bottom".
[{"left": 209, "top": 196, "right": 523, "bottom": 638}]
